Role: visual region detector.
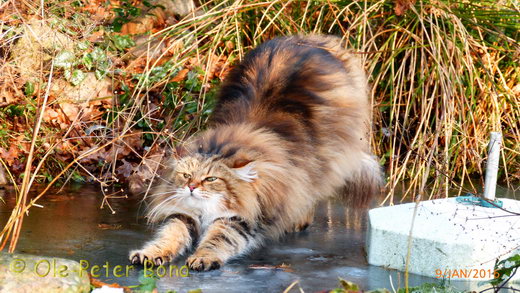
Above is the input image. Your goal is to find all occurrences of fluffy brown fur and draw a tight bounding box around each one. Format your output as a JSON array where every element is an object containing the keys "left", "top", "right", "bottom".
[{"left": 129, "top": 35, "right": 383, "bottom": 271}]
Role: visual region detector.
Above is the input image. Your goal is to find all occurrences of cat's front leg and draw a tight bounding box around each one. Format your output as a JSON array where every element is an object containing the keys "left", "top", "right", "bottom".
[
  {"left": 186, "top": 216, "right": 258, "bottom": 271},
  {"left": 130, "top": 214, "right": 198, "bottom": 266}
]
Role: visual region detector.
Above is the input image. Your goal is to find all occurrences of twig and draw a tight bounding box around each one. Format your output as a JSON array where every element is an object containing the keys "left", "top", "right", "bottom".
[{"left": 3, "top": 60, "right": 54, "bottom": 252}]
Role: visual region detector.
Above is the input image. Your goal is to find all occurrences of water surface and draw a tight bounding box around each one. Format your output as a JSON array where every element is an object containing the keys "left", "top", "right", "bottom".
[{"left": 0, "top": 184, "right": 517, "bottom": 292}]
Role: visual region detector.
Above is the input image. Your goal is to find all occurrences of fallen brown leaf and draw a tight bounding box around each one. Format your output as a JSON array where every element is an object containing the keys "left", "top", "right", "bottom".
[
  {"left": 170, "top": 68, "right": 190, "bottom": 82},
  {"left": 0, "top": 88, "right": 17, "bottom": 107},
  {"left": 116, "top": 159, "right": 135, "bottom": 178},
  {"left": 47, "top": 194, "right": 75, "bottom": 202},
  {"left": 0, "top": 145, "right": 21, "bottom": 166},
  {"left": 89, "top": 275, "right": 131, "bottom": 293},
  {"left": 127, "top": 172, "right": 145, "bottom": 194},
  {"left": 394, "top": 0, "right": 416, "bottom": 16},
  {"left": 248, "top": 263, "right": 294, "bottom": 272},
  {"left": 97, "top": 223, "right": 122, "bottom": 230}
]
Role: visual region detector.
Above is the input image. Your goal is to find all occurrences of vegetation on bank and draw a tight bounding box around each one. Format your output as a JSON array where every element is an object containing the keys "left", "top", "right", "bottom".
[{"left": 0, "top": 0, "right": 518, "bottom": 250}]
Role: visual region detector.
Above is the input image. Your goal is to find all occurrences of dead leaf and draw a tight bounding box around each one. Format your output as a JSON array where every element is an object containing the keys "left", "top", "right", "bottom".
[
  {"left": 126, "top": 56, "right": 148, "bottom": 74},
  {"left": 116, "top": 159, "right": 135, "bottom": 178},
  {"left": 47, "top": 196, "right": 75, "bottom": 202},
  {"left": 88, "top": 29, "right": 105, "bottom": 42},
  {"left": 171, "top": 68, "right": 190, "bottom": 83},
  {"left": 80, "top": 102, "right": 106, "bottom": 122},
  {"left": 248, "top": 263, "right": 293, "bottom": 272},
  {"left": 50, "top": 74, "right": 112, "bottom": 104},
  {"left": 121, "top": 16, "right": 155, "bottom": 35},
  {"left": 43, "top": 107, "right": 61, "bottom": 124},
  {"left": 89, "top": 275, "right": 131, "bottom": 292},
  {"left": 164, "top": 38, "right": 185, "bottom": 56},
  {"left": 78, "top": 146, "right": 108, "bottom": 164},
  {"left": 127, "top": 172, "right": 145, "bottom": 194},
  {"left": 60, "top": 102, "right": 80, "bottom": 120},
  {"left": 206, "top": 54, "right": 231, "bottom": 80},
  {"left": 0, "top": 145, "right": 21, "bottom": 166},
  {"left": 512, "top": 83, "right": 520, "bottom": 97},
  {"left": 56, "top": 140, "right": 76, "bottom": 155},
  {"left": 0, "top": 88, "right": 17, "bottom": 107},
  {"left": 97, "top": 223, "right": 122, "bottom": 230},
  {"left": 138, "top": 146, "right": 166, "bottom": 181},
  {"left": 105, "top": 132, "right": 144, "bottom": 163},
  {"left": 394, "top": 0, "right": 415, "bottom": 16}
]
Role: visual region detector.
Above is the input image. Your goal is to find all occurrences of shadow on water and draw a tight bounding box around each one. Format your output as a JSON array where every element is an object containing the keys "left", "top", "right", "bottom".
[{"left": 0, "top": 184, "right": 517, "bottom": 292}]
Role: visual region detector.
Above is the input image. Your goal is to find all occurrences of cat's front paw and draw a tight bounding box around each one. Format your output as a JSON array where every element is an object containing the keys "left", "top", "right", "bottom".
[
  {"left": 129, "top": 248, "right": 171, "bottom": 266},
  {"left": 186, "top": 253, "right": 223, "bottom": 271}
]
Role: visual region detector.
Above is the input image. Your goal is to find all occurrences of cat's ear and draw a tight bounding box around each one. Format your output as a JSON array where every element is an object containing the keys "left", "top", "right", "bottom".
[
  {"left": 172, "top": 145, "right": 187, "bottom": 160},
  {"left": 232, "top": 159, "right": 258, "bottom": 182}
]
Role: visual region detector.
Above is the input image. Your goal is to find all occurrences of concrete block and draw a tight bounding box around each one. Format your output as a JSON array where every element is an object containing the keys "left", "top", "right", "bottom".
[{"left": 366, "top": 198, "right": 520, "bottom": 281}]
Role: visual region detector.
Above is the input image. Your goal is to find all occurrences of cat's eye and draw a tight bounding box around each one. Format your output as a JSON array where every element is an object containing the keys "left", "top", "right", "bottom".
[
  {"left": 204, "top": 176, "right": 217, "bottom": 182},
  {"left": 183, "top": 173, "right": 191, "bottom": 179}
]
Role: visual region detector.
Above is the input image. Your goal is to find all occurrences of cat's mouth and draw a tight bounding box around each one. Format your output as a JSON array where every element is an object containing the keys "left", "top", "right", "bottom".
[
  {"left": 182, "top": 186, "right": 208, "bottom": 199},
  {"left": 189, "top": 192, "right": 205, "bottom": 199}
]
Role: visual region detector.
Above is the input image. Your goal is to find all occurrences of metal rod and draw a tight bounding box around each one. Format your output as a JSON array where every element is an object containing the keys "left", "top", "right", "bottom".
[{"left": 483, "top": 132, "right": 502, "bottom": 201}]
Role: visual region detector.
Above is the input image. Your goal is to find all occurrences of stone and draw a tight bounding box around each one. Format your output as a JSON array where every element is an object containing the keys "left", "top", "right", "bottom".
[
  {"left": 121, "top": 0, "right": 196, "bottom": 35},
  {"left": 154, "top": 0, "right": 196, "bottom": 17},
  {"left": 366, "top": 198, "right": 520, "bottom": 282},
  {"left": 11, "top": 19, "right": 75, "bottom": 82},
  {"left": 10, "top": 19, "right": 112, "bottom": 103},
  {"left": 0, "top": 253, "right": 90, "bottom": 293},
  {"left": 50, "top": 72, "right": 112, "bottom": 103}
]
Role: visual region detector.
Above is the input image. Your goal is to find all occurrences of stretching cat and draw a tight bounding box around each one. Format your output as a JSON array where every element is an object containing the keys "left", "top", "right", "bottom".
[{"left": 129, "top": 35, "right": 383, "bottom": 271}]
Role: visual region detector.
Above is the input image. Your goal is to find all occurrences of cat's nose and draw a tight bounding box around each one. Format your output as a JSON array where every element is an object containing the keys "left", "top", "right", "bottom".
[{"left": 188, "top": 183, "right": 197, "bottom": 192}]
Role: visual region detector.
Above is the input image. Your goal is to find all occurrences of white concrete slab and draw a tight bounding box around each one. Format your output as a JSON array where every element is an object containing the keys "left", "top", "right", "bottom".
[{"left": 366, "top": 198, "right": 520, "bottom": 281}]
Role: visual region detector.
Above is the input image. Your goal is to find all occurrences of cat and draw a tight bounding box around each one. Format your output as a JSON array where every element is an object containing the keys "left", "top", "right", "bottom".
[{"left": 129, "top": 35, "right": 383, "bottom": 271}]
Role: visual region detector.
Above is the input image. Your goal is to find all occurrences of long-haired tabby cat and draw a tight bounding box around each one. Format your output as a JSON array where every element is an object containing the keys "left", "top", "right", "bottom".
[{"left": 129, "top": 35, "right": 383, "bottom": 271}]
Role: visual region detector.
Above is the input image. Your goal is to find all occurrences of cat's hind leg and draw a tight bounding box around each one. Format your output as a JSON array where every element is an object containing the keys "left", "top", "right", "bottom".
[
  {"left": 129, "top": 214, "right": 198, "bottom": 266},
  {"left": 337, "top": 153, "right": 383, "bottom": 208},
  {"left": 289, "top": 208, "right": 314, "bottom": 232}
]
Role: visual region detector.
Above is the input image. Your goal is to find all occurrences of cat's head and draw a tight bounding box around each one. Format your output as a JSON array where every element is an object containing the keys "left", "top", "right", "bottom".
[
  {"left": 146, "top": 151, "right": 258, "bottom": 222},
  {"left": 148, "top": 125, "right": 273, "bottom": 221},
  {"left": 166, "top": 153, "right": 257, "bottom": 200}
]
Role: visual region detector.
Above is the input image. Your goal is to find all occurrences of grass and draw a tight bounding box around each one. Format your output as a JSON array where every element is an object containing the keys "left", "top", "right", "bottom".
[
  {"left": 0, "top": 0, "right": 518, "bottom": 257},
  {"left": 127, "top": 0, "right": 520, "bottom": 201}
]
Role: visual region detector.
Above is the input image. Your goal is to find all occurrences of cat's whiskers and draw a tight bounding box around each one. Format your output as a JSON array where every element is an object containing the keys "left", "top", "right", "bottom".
[
  {"left": 198, "top": 189, "right": 219, "bottom": 199},
  {"left": 150, "top": 190, "right": 178, "bottom": 197},
  {"left": 154, "top": 175, "right": 176, "bottom": 186},
  {"left": 147, "top": 192, "right": 182, "bottom": 222}
]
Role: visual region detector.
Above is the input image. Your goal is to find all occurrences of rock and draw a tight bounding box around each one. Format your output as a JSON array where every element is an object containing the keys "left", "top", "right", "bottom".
[
  {"left": 154, "top": 0, "right": 196, "bottom": 17},
  {"left": 128, "top": 35, "right": 166, "bottom": 59},
  {"left": 50, "top": 73, "right": 112, "bottom": 103},
  {"left": 11, "top": 19, "right": 75, "bottom": 82},
  {"left": 121, "top": 0, "right": 196, "bottom": 35},
  {"left": 366, "top": 197, "right": 520, "bottom": 281},
  {"left": 10, "top": 19, "right": 112, "bottom": 103},
  {"left": 0, "top": 253, "right": 90, "bottom": 293}
]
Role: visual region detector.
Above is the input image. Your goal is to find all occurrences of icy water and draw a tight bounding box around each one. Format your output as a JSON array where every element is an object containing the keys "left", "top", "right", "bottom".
[{"left": 0, "top": 184, "right": 517, "bottom": 292}]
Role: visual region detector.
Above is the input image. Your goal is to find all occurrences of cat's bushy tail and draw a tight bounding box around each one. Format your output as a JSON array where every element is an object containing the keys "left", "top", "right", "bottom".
[
  {"left": 304, "top": 35, "right": 385, "bottom": 207},
  {"left": 338, "top": 153, "right": 384, "bottom": 208},
  {"left": 303, "top": 34, "right": 368, "bottom": 96}
]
